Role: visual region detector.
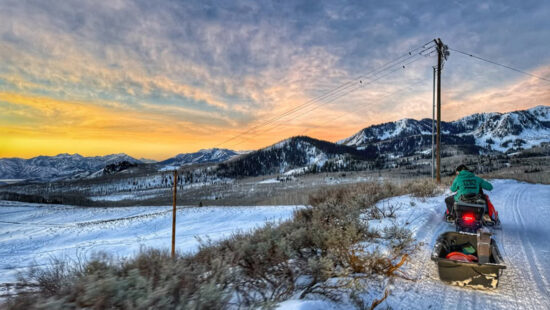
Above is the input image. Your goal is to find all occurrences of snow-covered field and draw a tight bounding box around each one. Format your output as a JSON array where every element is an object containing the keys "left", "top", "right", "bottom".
[
  {"left": 279, "top": 179, "right": 550, "bottom": 309},
  {"left": 2, "top": 180, "right": 549, "bottom": 309},
  {"left": 0, "top": 203, "right": 301, "bottom": 284}
]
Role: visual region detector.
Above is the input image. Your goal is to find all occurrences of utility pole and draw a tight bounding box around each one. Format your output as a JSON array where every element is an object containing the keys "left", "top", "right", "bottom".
[
  {"left": 171, "top": 170, "right": 178, "bottom": 259},
  {"left": 434, "top": 38, "right": 449, "bottom": 184},
  {"left": 431, "top": 66, "right": 436, "bottom": 180}
]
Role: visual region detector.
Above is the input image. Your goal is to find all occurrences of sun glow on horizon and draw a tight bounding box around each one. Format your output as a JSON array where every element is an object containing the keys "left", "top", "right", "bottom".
[{"left": 1, "top": 1, "right": 549, "bottom": 160}]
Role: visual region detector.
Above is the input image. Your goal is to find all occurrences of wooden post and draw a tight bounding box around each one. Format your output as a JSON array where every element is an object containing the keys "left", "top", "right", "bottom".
[{"left": 171, "top": 170, "right": 177, "bottom": 259}]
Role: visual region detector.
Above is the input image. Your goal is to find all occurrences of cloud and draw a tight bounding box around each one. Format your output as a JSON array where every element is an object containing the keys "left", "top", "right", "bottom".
[{"left": 0, "top": 0, "right": 549, "bottom": 158}]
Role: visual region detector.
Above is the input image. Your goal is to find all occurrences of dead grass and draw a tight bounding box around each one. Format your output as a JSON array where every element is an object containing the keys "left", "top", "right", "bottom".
[{"left": 482, "top": 170, "right": 550, "bottom": 185}]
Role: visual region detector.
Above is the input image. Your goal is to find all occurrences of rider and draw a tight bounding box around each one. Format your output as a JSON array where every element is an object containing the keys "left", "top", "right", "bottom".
[{"left": 445, "top": 164, "right": 496, "bottom": 222}]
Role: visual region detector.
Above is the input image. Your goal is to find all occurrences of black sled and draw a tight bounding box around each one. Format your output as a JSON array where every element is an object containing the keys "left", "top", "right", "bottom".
[{"left": 431, "top": 231, "right": 506, "bottom": 289}]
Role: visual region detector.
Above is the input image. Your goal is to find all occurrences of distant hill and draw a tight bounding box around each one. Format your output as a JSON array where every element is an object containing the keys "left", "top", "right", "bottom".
[
  {"left": 1, "top": 106, "right": 547, "bottom": 182},
  {"left": 339, "top": 105, "right": 550, "bottom": 156},
  {"left": 159, "top": 148, "right": 238, "bottom": 169},
  {"left": 0, "top": 153, "right": 141, "bottom": 181},
  {"left": 216, "top": 136, "right": 378, "bottom": 177}
]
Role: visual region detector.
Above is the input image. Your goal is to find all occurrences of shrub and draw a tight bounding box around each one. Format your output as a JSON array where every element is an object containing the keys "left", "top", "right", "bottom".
[
  {"left": 403, "top": 179, "right": 441, "bottom": 198},
  {"left": 7, "top": 181, "right": 438, "bottom": 309}
]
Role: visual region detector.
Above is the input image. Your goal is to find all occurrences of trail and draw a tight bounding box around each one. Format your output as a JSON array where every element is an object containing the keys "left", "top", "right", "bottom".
[{"left": 386, "top": 180, "right": 550, "bottom": 309}]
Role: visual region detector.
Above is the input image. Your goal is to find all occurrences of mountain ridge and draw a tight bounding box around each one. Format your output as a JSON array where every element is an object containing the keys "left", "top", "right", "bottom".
[
  {"left": 0, "top": 153, "right": 142, "bottom": 181},
  {"left": 338, "top": 105, "right": 550, "bottom": 155},
  {"left": 1, "top": 106, "right": 548, "bottom": 181},
  {"left": 159, "top": 148, "right": 238, "bottom": 167}
]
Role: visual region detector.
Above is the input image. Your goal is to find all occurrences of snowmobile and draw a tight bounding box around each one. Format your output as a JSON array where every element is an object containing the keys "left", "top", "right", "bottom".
[
  {"left": 432, "top": 194, "right": 506, "bottom": 289},
  {"left": 446, "top": 194, "right": 501, "bottom": 233}
]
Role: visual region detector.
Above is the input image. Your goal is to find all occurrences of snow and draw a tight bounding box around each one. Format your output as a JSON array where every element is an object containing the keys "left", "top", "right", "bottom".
[
  {"left": 2, "top": 180, "right": 549, "bottom": 308},
  {"left": 0, "top": 153, "right": 141, "bottom": 181},
  {"left": 284, "top": 167, "right": 309, "bottom": 176},
  {"left": 259, "top": 178, "right": 280, "bottom": 184},
  {"left": 0, "top": 202, "right": 302, "bottom": 284},
  {"left": 277, "top": 300, "right": 340, "bottom": 310},
  {"left": 528, "top": 105, "right": 550, "bottom": 121},
  {"left": 89, "top": 194, "right": 159, "bottom": 201},
  {"left": 280, "top": 180, "right": 550, "bottom": 309},
  {"left": 339, "top": 106, "right": 550, "bottom": 154},
  {"left": 159, "top": 148, "right": 238, "bottom": 169},
  {"left": 159, "top": 165, "right": 179, "bottom": 171},
  {"left": 0, "top": 179, "right": 25, "bottom": 185}
]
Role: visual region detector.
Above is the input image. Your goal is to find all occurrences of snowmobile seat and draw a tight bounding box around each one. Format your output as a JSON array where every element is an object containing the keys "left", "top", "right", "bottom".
[{"left": 458, "top": 193, "right": 486, "bottom": 205}]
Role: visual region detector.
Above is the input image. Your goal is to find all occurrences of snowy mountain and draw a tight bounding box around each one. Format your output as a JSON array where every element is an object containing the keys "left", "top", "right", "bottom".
[
  {"left": 159, "top": 148, "right": 238, "bottom": 168},
  {"left": 339, "top": 105, "right": 550, "bottom": 155},
  {"left": 216, "top": 136, "right": 377, "bottom": 177},
  {"left": 0, "top": 153, "right": 142, "bottom": 181}
]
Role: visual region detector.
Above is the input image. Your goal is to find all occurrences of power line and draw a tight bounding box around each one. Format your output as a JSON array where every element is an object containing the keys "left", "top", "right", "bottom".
[
  {"left": 261, "top": 56, "right": 427, "bottom": 135},
  {"left": 216, "top": 44, "right": 433, "bottom": 148},
  {"left": 224, "top": 53, "right": 430, "bottom": 149},
  {"left": 215, "top": 41, "right": 436, "bottom": 148},
  {"left": 221, "top": 45, "right": 435, "bottom": 148},
  {"left": 449, "top": 47, "right": 550, "bottom": 83},
  {"left": 300, "top": 77, "right": 430, "bottom": 137}
]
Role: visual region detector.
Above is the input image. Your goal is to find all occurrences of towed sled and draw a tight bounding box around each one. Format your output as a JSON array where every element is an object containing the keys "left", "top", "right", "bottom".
[
  {"left": 431, "top": 231, "right": 506, "bottom": 289},
  {"left": 434, "top": 194, "right": 506, "bottom": 289}
]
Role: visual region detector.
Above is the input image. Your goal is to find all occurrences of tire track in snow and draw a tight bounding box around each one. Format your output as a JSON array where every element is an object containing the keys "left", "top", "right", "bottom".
[
  {"left": 509, "top": 185, "right": 550, "bottom": 308},
  {"left": 516, "top": 187, "right": 550, "bottom": 296},
  {"left": 499, "top": 187, "right": 529, "bottom": 309},
  {"left": 493, "top": 182, "right": 547, "bottom": 309},
  {"left": 387, "top": 181, "right": 550, "bottom": 309},
  {"left": 502, "top": 183, "right": 543, "bottom": 309}
]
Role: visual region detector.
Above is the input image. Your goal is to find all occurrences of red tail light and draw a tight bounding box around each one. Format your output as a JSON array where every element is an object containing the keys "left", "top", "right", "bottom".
[{"left": 462, "top": 213, "right": 475, "bottom": 223}]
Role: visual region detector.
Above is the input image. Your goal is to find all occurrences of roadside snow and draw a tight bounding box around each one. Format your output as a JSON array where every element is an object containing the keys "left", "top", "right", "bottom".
[
  {"left": 259, "top": 178, "right": 280, "bottom": 184},
  {"left": 0, "top": 202, "right": 302, "bottom": 284},
  {"left": 89, "top": 194, "right": 156, "bottom": 201}
]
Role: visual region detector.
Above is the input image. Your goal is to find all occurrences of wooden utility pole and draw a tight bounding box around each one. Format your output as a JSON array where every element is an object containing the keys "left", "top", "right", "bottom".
[
  {"left": 434, "top": 38, "right": 450, "bottom": 183},
  {"left": 432, "top": 66, "right": 436, "bottom": 180},
  {"left": 434, "top": 38, "right": 448, "bottom": 183},
  {"left": 171, "top": 170, "right": 178, "bottom": 259}
]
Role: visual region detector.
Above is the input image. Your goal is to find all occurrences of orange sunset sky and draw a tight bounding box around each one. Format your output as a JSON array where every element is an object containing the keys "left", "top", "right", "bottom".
[{"left": 0, "top": 1, "right": 549, "bottom": 160}]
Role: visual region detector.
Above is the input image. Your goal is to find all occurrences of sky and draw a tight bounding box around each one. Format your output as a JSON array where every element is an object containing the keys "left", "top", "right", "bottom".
[{"left": 0, "top": 0, "right": 549, "bottom": 160}]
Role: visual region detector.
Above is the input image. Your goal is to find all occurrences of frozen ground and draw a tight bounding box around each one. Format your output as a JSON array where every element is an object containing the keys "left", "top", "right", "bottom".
[
  {"left": 2, "top": 180, "right": 549, "bottom": 309},
  {"left": 278, "top": 179, "right": 550, "bottom": 310},
  {"left": 0, "top": 203, "right": 301, "bottom": 285}
]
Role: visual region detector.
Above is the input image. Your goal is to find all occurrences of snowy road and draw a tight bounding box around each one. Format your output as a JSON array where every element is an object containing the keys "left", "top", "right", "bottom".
[
  {"left": 278, "top": 179, "right": 550, "bottom": 310},
  {"left": 385, "top": 179, "right": 550, "bottom": 309},
  {"left": 0, "top": 203, "right": 301, "bottom": 285}
]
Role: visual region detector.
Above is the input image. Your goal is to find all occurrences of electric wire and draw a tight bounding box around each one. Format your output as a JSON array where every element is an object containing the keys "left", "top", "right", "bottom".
[
  {"left": 231, "top": 53, "right": 432, "bottom": 147},
  {"left": 223, "top": 53, "right": 429, "bottom": 149},
  {"left": 221, "top": 46, "right": 436, "bottom": 148},
  {"left": 216, "top": 44, "right": 434, "bottom": 148},
  {"left": 300, "top": 77, "right": 430, "bottom": 137},
  {"left": 214, "top": 41, "right": 436, "bottom": 148},
  {"left": 449, "top": 47, "right": 550, "bottom": 83}
]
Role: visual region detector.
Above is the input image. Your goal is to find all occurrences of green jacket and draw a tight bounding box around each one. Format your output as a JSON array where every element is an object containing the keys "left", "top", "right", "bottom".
[{"left": 450, "top": 170, "right": 493, "bottom": 201}]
